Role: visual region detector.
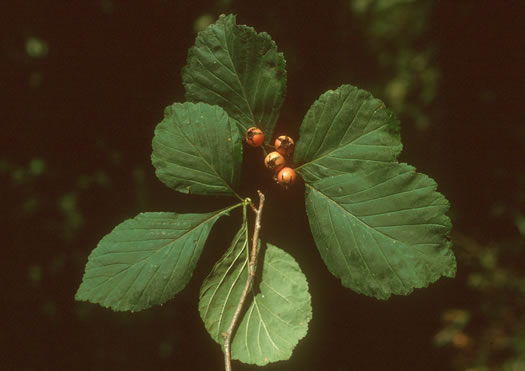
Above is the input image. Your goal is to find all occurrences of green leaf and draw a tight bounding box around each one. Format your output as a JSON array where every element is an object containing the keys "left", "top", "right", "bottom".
[
  {"left": 75, "top": 208, "right": 233, "bottom": 311},
  {"left": 294, "top": 84, "right": 402, "bottom": 183},
  {"left": 231, "top": 244, "right": 311, "bottom": 365},
  {"left": 199, "top": 217, "right": 250, "bottom": 343},
  {"left": 151, "top": 102, "right": 242, "bottom": 197},
  {"left": 182, "top": 14, "right": 287, "bottom": 140},
  {"left": 305, "top": 163, "right": 456, "bottom": 300},
  {"left": 199, "top": 233, "right": 312, "bottom": 366}
]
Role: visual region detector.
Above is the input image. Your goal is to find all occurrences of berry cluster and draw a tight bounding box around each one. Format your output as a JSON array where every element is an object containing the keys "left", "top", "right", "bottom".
[{"left": 246, "top": 127, "right": 297, "bottom": 189}]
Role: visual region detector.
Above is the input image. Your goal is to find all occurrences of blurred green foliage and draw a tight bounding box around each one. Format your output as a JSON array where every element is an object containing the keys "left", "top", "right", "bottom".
[
  {"left": 435, "top": 233, "right": 525, "bottom": 370},
  {"left": 350, "top": 0, "right": 439, "bottom": 130},
  {"left": 25, "top": 36, "right": 49, "bottom": 58}
]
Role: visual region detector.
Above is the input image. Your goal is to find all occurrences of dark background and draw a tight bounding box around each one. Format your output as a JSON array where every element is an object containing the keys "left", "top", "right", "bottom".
[{"left": 3, "top": 1, "right": 525, "bottom": 370}]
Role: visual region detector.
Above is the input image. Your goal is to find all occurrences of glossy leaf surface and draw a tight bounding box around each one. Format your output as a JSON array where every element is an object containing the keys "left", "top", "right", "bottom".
[
  {"left": 305, "top": 164, "right": 456, "bottom": 300},
  {"left": 294, "top": 84, "right": 402, "bottom": 183},
  {"left": 182, "top": 14, "right": 286, "bottom": 140},
  {"left": 151, "top": 102, "right": 241, "bottom": 196},
  {"left": 76, "top": 209, "right": 231, "bottom": 311}
]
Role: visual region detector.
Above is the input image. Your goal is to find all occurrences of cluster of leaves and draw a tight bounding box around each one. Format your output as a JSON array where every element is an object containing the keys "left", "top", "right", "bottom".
[{"left": 76, "top": 14, "right": 456, "bottom": 366}]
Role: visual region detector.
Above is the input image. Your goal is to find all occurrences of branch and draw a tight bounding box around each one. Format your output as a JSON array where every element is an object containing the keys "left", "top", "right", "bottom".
[{"left": 223, "top": 190, "right": 265, "bottom": 371}]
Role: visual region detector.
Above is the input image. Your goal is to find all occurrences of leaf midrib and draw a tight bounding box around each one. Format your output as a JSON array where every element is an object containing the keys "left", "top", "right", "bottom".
[
  {"left": 218, "top": 19, "right": 256, "bottom": 125},
  {"left": 86, "top": 207, "right": 236, "bottom": 291},
  {"left": 175, "top": 106, "right": 240, "bottom": 199},
  {"left": 305, "top": 182, "right": 407, "bottom": 246},
  {"left": 296, "top": 121, "right": 398, "bottom": 173},
  {"left": 306, "top": 181, "right": 449, "bottom": 258}
]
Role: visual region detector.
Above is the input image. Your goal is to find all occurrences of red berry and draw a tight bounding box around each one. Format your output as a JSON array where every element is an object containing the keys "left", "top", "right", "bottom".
[
  {"left": 264, "top": 151, "right": 286, "bottom": 172},
  {"left": 277, "top": 167, "right": 296, "bottom": 189},
  {"left": 274, "top": 135, "right": 295, "bottom": 155},
  {"left": 246, "top": 127, "right": 264, "bottom": 147}
]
